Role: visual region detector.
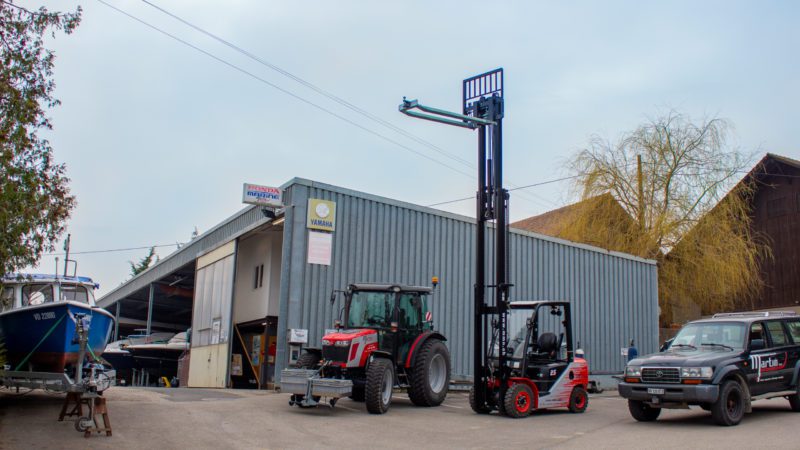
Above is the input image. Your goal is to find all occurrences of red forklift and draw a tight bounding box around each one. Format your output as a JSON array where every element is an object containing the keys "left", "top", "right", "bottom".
[{"left": 400, "top": 68, "right": 589, "bottom": 418}]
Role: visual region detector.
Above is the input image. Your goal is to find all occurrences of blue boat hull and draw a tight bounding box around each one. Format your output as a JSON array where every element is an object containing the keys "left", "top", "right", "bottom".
[{"left": 0, "top": 302, "right": 114, "bottom": 372}]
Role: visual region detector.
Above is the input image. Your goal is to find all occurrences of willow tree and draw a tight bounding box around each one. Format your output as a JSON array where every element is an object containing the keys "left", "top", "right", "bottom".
[
  {"left": 561, "top": 112, "right": 767, "bottom": 320},
  {"left": 0, "top": 2, "right": 80, "bottom": 277}
]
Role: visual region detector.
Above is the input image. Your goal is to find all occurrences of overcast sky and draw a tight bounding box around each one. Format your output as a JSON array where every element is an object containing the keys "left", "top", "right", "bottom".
[{"left": 30, "top": 0, "right": 799, "bottom": 295}]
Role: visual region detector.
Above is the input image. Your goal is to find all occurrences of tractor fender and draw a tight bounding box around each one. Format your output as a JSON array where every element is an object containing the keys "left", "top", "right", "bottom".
[{"left": 404, "top": 331, "right": 447, "bottom": 368}]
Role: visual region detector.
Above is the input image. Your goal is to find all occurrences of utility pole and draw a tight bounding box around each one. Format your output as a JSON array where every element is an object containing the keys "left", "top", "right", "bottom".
[
  {"left": 63, "top": 234, "right": 71, "bottom": 277},
  {"left": 637, "top": 155, "right": 644, "bottom": 231}
]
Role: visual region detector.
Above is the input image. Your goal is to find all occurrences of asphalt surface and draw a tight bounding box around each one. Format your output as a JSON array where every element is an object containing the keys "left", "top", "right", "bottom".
[{"left": 0, "top": 387, "right": 798, "bottom": 449}]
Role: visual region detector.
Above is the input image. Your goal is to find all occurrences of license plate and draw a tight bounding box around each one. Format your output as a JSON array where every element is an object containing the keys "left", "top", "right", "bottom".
[{"left": 647, "top": 388, "right": 665, "bottom": 395}]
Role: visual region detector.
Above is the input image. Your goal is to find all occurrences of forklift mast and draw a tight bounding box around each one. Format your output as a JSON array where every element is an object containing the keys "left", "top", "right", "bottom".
[
  {"left": 398, "top": 68, "right": 510, "bottom": 411},
  {"left": 463, "top": 69, "right": 509, "bottom": 411}
]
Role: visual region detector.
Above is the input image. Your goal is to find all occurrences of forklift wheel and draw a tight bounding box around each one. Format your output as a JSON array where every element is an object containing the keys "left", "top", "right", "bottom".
[
  {"left": 568, "top": 386, "right": 588, "bottom": 413},
  {"left": 503, "top": 384, "right": 534, "bottom": 418}
]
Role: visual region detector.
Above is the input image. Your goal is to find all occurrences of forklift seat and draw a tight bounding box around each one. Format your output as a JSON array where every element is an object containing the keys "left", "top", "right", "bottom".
[{"left": 537, "top": 332, "right": 559, "bottom": 359}]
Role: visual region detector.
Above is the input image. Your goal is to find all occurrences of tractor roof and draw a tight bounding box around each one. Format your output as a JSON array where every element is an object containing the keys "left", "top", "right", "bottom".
[{"left": 348, "top": 283, "right": 433, "bottom": 294}]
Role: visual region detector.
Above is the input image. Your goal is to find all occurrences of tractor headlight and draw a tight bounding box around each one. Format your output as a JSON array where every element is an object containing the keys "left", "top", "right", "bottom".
[
  {"left": 322, "top": 339, "right": 332, "bottom": 346},
  {"left": 625, "top": 366, "right": 642, "bottom": 378},
  {"left": 680, "top": 367, "right": 713, "bottom": 379},
  {"left": 334, "top": 340, "right": 351, "bottom": 347}
]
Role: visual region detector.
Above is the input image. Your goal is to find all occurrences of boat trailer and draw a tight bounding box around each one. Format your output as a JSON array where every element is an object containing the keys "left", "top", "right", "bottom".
[{"left": 0, "top": 313, "right": 115, "bottom": 437}]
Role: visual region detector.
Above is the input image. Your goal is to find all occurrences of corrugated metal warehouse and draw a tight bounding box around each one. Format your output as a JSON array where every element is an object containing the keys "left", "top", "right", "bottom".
[{"left": 98, "top": 177, "right": 658, "bottom": 388}]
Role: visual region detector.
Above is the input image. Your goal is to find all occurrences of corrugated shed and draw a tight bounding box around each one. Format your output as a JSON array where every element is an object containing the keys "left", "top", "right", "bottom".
[{"left": 277, "top": 179, "right": 658, "bottom": 379}]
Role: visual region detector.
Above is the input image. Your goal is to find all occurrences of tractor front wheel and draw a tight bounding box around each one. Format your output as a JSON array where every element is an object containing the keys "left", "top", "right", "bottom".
[
  {"left": 408, "top": 339, "right": 451, "bottom": 407},
  {"left": 365, "top": 358, "right": 394, "bottom": 414}
]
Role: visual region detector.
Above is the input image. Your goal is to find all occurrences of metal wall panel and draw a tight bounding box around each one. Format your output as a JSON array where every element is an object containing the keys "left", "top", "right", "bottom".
[{"left": 278, "top": 179, "right": 658, "bottom": 378}]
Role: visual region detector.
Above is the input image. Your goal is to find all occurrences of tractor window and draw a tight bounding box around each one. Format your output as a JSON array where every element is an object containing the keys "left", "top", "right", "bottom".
[
  {"left": 347, "top": 292, "right": 392, "bottom": 328},
  {"left": 399, "top": 294, "right": 420, "bottom": 329}
]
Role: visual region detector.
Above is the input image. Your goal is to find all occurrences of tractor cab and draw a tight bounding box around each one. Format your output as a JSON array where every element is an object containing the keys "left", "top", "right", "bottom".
[{"left": 330, "top": 283, "right": 434, "bottom": 367}]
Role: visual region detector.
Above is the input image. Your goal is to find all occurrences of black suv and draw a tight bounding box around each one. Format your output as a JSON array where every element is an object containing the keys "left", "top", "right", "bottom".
[{"left": 619, "top": 311, "right": 800, "bottom": 426}]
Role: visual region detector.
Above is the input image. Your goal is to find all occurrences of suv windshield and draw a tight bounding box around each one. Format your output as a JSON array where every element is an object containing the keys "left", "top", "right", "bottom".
[
  {"left": 670, "top": 322, "right": 746, "bottom": 351},
  {"left": 347, "top": 291, "right": 393, "bottom": 328}
]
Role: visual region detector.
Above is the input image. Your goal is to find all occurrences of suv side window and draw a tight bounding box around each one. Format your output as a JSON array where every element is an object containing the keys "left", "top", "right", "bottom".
[
  {"left": 749, "top": 323, "right": 765, "bottom": 350},
  {"left": 786, "top": 320, "right": 800, "bottom": 344},
  {"left": 765, "top": 321, "right": 789, "bottom": 347}
]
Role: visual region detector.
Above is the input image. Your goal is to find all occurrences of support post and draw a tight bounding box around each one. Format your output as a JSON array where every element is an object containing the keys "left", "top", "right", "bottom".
[
  {"left": 146, "top": 284, "right": 154, "bottom": 335},
  {"left": 114, "top": 302, "right": 120, "bottom": 341}
]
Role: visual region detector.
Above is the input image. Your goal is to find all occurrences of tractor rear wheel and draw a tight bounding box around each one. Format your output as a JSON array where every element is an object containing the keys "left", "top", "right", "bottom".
[
  {"left": 408, "top": 339, "right": 451, "bottom": 407},
  {"left": 294, "top": 352, "right": 320, "bottom": 369},
  {"left": 365, "top": 358, "right": 394, "bottom": 414},
  {"left": 503, "top": 383, "right": 534, "bottom": 418}
]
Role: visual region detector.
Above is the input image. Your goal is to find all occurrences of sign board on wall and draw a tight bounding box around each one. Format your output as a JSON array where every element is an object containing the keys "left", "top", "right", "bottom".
[
  {"left": 289, "top": 329, "right": 308, "bottom": 344},
  {"left": 242, "top": 183, "right": 283, "bottom": 207},
  {"left": 307, "top": 199, "right": 336, "bottom": 231},
  {"left": 307, "top": 231, "right": 332, "bottom": 266}
]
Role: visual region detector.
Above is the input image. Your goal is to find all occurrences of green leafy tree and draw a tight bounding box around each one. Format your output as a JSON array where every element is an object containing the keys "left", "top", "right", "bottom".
[
  {"left": 0, "top": 2, "right": 81, "bottom": 277},
  {"left": 129, "top": 247, "right": 158, "bottom": 278}
]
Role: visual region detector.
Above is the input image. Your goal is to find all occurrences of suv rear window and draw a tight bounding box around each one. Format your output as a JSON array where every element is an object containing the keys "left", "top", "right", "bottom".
[
  {"left": 785, "top": 321, "right": 800, "bottom": 344},
  {"left": 766, "top": 321, "right": 789, "bottom": 346}
]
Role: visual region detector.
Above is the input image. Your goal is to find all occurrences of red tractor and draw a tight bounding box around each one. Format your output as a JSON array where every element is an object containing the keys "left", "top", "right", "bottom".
[
  {"left": 470, "top": 300, "right": 589, "bottom": 418},
  {"left": 280, "top": 281, "right": 451, "bottom": 414}
]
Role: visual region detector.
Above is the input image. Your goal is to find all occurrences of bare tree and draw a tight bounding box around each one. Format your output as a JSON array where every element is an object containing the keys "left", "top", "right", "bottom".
[{"left": 560, "top": 112, "right": 767, "bottom": 317}]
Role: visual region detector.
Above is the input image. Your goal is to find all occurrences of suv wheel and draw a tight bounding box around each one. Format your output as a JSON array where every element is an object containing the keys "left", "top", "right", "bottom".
[
  {"left": 788, "top": 387, "right": 800, "bottom": 412},
  {"left": 711, "top": 380, "right": 745, "bottom": 426},
  {"left": 628, "top": 400, "right": 661, "bottom": 422}
]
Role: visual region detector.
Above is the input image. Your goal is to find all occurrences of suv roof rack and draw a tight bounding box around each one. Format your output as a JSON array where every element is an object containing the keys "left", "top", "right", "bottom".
[{"left": 712, "top": 311, "right": 797, "bottom": 318}]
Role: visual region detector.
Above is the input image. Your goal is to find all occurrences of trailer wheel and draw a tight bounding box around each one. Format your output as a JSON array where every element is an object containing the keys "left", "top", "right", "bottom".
[
  {"left": 294, "top": 352, "right": 321, "bottom": 406},
  {"left": 469, "top": 385, "right": 491, "bottom": 414},
  {"left": 365, "top": 358, "right": 394, "bottom": 414},
  {"left": 408, "top": 339, "right": 451, "bottom": 407},
  {"left": 568, "top": 386, "right": 588, "bottom": 413},
  {"left": 503, "top": 383, "right": 534, "bottom": 418},
  {"left": 628, "top": 400, "right": 661, "bottom": 422}
]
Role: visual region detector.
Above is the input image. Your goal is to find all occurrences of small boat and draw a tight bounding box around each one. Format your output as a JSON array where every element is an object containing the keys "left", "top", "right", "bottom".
[
  {"left": 0, "top": 274, "right": 115, "bottom": 373},
  {"left": 126, "top": 331, "right": 189, "bottom": 365},
  {"left": 102, "top": 331, "right": 174, "bottom": 372}
]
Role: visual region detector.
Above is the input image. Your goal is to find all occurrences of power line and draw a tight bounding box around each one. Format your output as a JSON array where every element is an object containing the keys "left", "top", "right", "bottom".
[
  {"left": 126, "top": 0, "right": 558, "bottom": 210},
  {"left": 43, "top": 243, "right": 181, "bottom": 257},
  {"left": 96, "top": 0, "right": 476, "bottom": 180},
  {"left": 426, "top": 175, "right": 579, "bottom": 207}
]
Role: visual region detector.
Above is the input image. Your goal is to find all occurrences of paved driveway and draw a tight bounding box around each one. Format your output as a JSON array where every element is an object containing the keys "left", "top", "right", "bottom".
[{"left": 0, "top": 387, "right": 797, "bottom": 449}]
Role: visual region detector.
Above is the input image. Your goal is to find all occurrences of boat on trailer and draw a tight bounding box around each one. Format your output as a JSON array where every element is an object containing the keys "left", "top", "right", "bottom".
[{"left": 0, "top": 274, "right": 115, "bottom": 386}]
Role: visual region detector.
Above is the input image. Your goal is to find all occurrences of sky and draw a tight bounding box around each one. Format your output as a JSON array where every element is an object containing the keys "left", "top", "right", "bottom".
[{"left": 26, "top": 0, "right": 800, "bottom": 296}]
